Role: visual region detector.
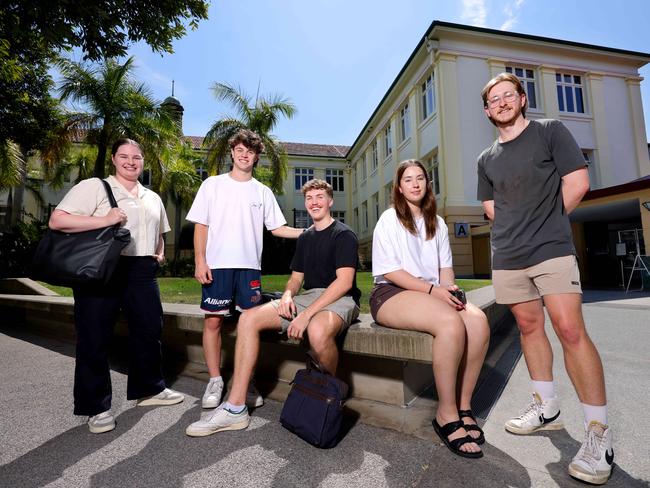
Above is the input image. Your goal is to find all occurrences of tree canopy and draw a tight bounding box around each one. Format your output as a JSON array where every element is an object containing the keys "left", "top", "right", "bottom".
[
  {"left": 0, "top": 0, "right": 209, "bottom": 153},
  {"left": 204, "top": 83, "right": 297, "bottom": 193}
]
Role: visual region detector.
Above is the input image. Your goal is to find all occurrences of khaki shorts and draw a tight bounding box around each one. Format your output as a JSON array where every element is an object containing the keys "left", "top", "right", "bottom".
[
  {"left": 493, "top": 255, "right": 582, "bottom": 304},
  {"left": 270, "top": 288, "right": 360, "bottom": 333}
]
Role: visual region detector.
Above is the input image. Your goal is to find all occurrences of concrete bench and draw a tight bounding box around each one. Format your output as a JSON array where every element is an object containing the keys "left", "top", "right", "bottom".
[{"left": 0, "top": 278, "right": 514, "bottom": 437}]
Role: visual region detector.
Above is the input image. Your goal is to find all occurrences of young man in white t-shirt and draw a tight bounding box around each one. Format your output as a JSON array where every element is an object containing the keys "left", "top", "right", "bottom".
[{"left": 185, "top": 129, "right": 303, "bottom": 410}]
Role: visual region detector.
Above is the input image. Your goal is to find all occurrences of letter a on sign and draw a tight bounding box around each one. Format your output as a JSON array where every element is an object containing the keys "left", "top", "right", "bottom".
[{"left": 454, "top": 222, "right": 469, "bottom": 238}]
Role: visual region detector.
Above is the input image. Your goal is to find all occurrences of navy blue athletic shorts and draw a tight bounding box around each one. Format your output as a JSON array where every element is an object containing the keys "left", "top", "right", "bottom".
[{"left": 201, "top": 268, "right": 262, "bottom": 314}]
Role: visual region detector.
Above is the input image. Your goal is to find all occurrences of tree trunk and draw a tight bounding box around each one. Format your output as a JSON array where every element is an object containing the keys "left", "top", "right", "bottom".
[
  {"left": 173, "top": 194, "right": 182, "bottom": 275},
  {"left": 9, "top": 159, "right": 27, "bottom": 226},
  {"left": 94, "top": 130, "right": 109, "bottom": 178}
]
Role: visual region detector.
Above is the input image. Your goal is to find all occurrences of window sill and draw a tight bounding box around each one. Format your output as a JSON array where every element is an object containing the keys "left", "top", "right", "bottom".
[
  {"left": 383, "top": 154, "right": 393, "bottom": 165},
  {"left": 397, "top": 136, "right": 411, "bottom": 151},
  {"left": 559, "top": 112, "right": 592, "bottom": 122},
  {"left": 418, "top": 112, "right": 436, "bottom": 131}
]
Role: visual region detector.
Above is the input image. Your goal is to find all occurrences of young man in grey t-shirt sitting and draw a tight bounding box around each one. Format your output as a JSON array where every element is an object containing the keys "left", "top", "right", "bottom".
[{"left": 477, "top": 72, "right": 612, "bottom": 485}]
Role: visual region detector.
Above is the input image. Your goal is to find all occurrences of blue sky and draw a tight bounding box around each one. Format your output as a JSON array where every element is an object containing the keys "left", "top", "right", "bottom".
[{"left": 78, "top": 0, "right": 650, "bottom": 146}]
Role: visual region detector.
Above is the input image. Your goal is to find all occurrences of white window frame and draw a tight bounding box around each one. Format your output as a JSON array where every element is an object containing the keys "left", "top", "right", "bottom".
[
  {"left": 294, "top": 167, "right": 314, "bottom": 191},
  {"left": 326, "top": 168, "right": 344, "bottom": 192},
  {"left": 332, "top": 210, "right": 345, "bottom": 223},
  {"left": 556, "top": 72, "right": 586, "bottom": 114},
  {"left": 426, "top": 154, "right": 440, "bottom": 195},
  {"left": 399, "top": 103, "right": 411, "bottom": 142},
  {"left": 371, "top": 140, "right": 378, "bottom": 172},
  {"left": 362, "top": 202, "right": 368, "bottom": 231},
  {"left": 360, "top": 155, "right": 367, "bottom": 182},
  {"left": 420, "top": 73, "right": 435, "bottom": 120},
  {"left": 384, "top": 124, "right": 393, "bottom": 158},
  {"left": 505, "top": 66, "right": 537, "bottom": 110},
  {"left": 294, "top": 209, "right": 312, "bottom": 228}
]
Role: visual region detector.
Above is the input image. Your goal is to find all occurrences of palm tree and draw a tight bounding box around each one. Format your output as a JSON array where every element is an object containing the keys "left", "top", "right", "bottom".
[
  {"left": 158, "top": 141, "right": 202, "bottom": 271},
  {"left": 57, "top": 56, "right": 178, "bottom": 179},
  {"left": 203, "top": 82, "right": 296, "bottom": 193}
]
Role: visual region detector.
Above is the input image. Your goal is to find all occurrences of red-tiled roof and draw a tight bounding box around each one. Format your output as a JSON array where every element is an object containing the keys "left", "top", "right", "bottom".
[{"left": 183, "top": 136, "right": 348, "bottom": 158}]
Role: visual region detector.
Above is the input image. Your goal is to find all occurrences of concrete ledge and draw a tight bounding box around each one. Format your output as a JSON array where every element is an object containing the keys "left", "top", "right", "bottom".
[{"left": 0, "top": 280, "right": 515, "bottom": 438}]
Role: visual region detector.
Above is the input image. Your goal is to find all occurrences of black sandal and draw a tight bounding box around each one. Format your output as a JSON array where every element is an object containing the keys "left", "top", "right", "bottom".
[
  {"left": 432, "top": 418, "right": 483, "bottom": 459},
  {"left": 459, "top": 409, "right": 485, "bottom": 445}
]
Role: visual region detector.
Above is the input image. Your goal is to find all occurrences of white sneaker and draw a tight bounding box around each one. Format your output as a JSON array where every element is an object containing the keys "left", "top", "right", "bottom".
[
  {"left": 505, "top": 392, "right": 563, "bottom": 434},
  {"left": 88, "top": 410, "right": 115, "bottom": 434},
  {"left": 246, "top": 382, "right": 264, "bottom": 408},
  {"left": 202, "top": 378, "right": 224, "bottom": 408},
  {"left": 185, "top": 404, "right": 250, "bottom": 437},
  {"left": 136, "top": 388, "right": 185, "bottom": 406},
  {"left": 569, "top": 421, "right": 614, "bottom": 485}
]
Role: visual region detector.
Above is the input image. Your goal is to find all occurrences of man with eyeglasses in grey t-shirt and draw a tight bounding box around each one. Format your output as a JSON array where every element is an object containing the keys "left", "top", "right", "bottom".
[{"left": 477, "top": 72, "right": 612, "bottom": 485}]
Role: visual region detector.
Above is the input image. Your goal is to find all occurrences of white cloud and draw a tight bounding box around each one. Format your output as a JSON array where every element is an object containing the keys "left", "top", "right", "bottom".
[
  {"left": 500, "top": 0, "right": 525, "bottom": 31},
  {"left": 461, "top": 0, "right": 487, "bottom": 27}
]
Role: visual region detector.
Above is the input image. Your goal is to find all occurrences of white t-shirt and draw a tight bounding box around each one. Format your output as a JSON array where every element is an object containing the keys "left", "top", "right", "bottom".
[
  {"left": 186, "top": 173, "right": 287, "bottom": 270},
  {"left": 56, "top": 176, "right": 170, "bottom": 257},
  {"left": 372, "top": 208, "right": 452, "bottom": 286}
]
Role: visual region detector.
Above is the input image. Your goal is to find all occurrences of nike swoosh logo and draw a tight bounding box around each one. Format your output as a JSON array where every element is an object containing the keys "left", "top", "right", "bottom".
[
  {"left": 605, "top": 449, "right": 614, "bottom": 466},
  {"left": 539, "top": 410, "right": 560, "bottom": 425}
]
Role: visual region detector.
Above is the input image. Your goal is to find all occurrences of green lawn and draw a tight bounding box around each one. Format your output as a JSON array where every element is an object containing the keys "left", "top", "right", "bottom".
[{"left": 42, "top": 273, "right": 491, "bottom": 315}]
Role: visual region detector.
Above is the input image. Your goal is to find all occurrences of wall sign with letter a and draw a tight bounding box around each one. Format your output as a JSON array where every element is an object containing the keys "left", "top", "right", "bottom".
[{"left": 454, "top": 222, "right": 469, "bottom": 238}]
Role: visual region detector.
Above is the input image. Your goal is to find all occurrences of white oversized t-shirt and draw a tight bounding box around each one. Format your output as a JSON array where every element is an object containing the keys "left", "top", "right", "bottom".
[
  {"left": 185, "top": 173, "right": 286, "bottom": 270},
  {"left": 372, "top": 208, "right": 452, "bottom": 286}
]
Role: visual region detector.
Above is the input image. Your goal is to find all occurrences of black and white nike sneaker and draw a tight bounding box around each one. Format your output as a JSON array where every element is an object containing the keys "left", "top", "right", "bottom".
[
  {"left": 505, "top": 392, "right": 564, "bottom": 435},
  {"left": 569, "top": 421, "right": 613, "bottom": 485}
]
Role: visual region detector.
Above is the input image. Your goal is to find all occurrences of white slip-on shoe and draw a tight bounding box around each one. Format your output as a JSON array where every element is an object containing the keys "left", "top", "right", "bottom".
[
  {"left": 88, "top": 410, "right": 115, "bottom": 434},
  {"left": 136, "top": 388, "right": 185, "bottom": 407}
]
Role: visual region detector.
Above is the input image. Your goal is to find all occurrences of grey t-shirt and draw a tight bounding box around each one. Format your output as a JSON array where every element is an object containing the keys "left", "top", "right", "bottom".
[{"left": 477, "top": 119, "right": 586, "bottom": 270}]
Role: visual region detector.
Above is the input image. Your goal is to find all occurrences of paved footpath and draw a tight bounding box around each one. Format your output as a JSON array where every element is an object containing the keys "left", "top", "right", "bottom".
[{"left": 1, "top": 290, "right": 649, "bottom": 487}]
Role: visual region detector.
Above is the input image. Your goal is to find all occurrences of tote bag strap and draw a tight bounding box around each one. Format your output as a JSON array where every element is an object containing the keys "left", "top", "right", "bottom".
[{"left": 100, "top": 178, "right": 119, "bottom": 208}]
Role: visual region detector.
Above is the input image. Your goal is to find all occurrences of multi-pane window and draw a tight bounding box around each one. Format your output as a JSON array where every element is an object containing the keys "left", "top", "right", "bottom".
[
  {"left": 505, "top": 66, "right": 537, "bottom": 109},
  {"left": 352, "top": 163, "right": 357, "bottom": 190},
  {"left": 362, "top": 202, "right": 368, "bottom": 230},
  {"left": 294, "top": 167, "right": 314, "bottom": 190},
  {"left": 372, "top": 193, "right": 379, "bottom": 224},
  {"left": 353, "top": 208, "right": 359, "bottom": 230},
  {"left": 326, "top": 169, "right": 345, "bottom": 192},
  {"left": 294, "top": 210, "right": 312, "bottom": 228},
  {"left": 196, "top": 166, "right": 209, "bottom": 181},
  {"left": 384, "top": 183, "right": 393, "bottom": 208},
  {"left": 556, "top": 73, "right": 585, "bottom": 113},
  {"left": 399, "top": 103, "right": 411, "bottom": 141},
  {"left": 384, "top": 124, "right": 393, "bottom": 158},
  {"left": 421, "top": 73, "right": 435, "bottom": 120},
  {"left": 426, "top": 155, "right": 440, "bottom": 195},
  {"left": 332, "top": 210, "right": 345, "bottom": 223},
  {"left": 360, "top": 156, "right": 367, "bottom": 181},
  {"left": 371, "top": 140, "right": 378, "bottom": 172}
]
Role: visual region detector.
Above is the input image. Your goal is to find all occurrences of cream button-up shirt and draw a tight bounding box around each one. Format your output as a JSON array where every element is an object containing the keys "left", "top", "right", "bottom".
[{"left": 56, "top": 176, "right": 171, "bottom": 256}]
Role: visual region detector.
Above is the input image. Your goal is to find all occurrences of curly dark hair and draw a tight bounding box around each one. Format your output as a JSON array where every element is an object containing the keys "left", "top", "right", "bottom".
[{"left": 228, "top": 129, "right": 265, "bottom": 154}]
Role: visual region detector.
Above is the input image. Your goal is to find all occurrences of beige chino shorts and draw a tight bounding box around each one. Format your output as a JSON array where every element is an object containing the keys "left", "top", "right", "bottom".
[
  {"left": 492, "top": 255, "right": 582, "bottom": 304},
  {"left": 270, "top": 288, "right": 360, "bottom": 333}
]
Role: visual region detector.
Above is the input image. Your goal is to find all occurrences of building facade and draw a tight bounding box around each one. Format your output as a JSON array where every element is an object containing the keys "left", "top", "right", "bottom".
[{"left": 346, "top": 21, "right": 650, "bottom": 283}]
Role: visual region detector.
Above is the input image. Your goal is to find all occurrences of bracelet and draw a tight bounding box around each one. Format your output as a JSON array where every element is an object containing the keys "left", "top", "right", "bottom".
[{"left": 428, "top": 284, "right": 434, "bottom": 295}]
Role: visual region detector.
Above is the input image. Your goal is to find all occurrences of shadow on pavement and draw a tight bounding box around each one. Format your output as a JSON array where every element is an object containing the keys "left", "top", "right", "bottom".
[{"left": 537, "top": 430, "right": 650, "bottom": 488}]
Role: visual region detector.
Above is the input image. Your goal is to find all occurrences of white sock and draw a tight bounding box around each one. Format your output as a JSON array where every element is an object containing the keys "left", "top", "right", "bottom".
[
  {"left": 210, "top": 376, "right": 223, "bottom": 382},
  {"left": 531, "top": 380, "right": 556, "bottom": 401},
  {"left": 223, "top": 401, "right": 246, "bottom": 413},
  {"left": 582, "top": 403, "right": 608, "bottom": 426}
]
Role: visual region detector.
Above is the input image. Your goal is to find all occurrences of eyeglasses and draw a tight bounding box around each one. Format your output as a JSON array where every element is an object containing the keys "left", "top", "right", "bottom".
[{"left": 486, "top": 91, "right": 519, "bottom": 108}]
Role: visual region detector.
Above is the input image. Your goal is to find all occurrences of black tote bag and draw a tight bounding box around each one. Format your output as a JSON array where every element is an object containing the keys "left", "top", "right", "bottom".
[{"left": 31, "top": 179, "right": 131, "bottom": 287}]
